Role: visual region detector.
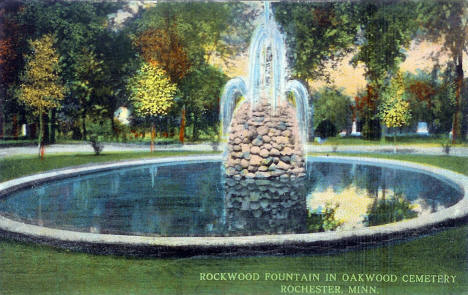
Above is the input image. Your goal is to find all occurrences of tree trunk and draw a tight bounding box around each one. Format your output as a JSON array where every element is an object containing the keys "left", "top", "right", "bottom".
[
  {"left": 192, "top": 117, "right": 198, "bottom": 141},
  {"left": 12, "top": 114, "right": 18, "bottom": 139},
  {"left": 166, "top": 117, "right": 170, "bottom": 138},
  {"left": 179, "top": 107, "right": 186, "bottom": 144},
  {"left": 380, "top": 125, "right": 386, "bottom": 143},
  {"left": 110, "top": 113, "right": 116, "bottom": 140},
  {"left": 150, "top": 123, "right": 155, "bottom": 152},
  {"left": 82, "top": 111, "right": 87, "bottom": 141},
  {"left": 452, "top": 52, "right": 463, "bottom": 143},
  {"left": 52, "top": 110, "right": 56, "bottom": 143},
  {"left": 0, "top": 105, "right": 3, "bottom": 138},
  {"left": 48, "top": 110, "right": 54, "bottom": 144},
  {"left": 43, "top": 112, "right": 49, "bottom": 144},
  {"left": 30, "top": 122, "right": 37, "bottom": 139},
  {"left": 38, "top": 109, "right": 44, "bottom": 159}
]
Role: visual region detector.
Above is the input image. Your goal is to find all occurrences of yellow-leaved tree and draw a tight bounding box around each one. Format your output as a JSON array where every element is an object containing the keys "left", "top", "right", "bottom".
[
  {"left": 128, "top": 63, "right": 176, "bottom": 151},
  {"left": 18, "top": 34, "right": 64, "bottom": 158},
  {"left": 379, "top": 71, "right": 412, "bottom": 152}
]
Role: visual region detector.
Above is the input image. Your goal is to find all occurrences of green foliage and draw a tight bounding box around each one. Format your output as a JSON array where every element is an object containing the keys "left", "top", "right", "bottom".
[
  {"left": 351, "top": 1, "right": 418, "bottom": 140},
  {"left": 128, "top": 63, "right": 177, "bottom": 118},
  {"left": 274, "top": 2, "right": 358, "bottom": 81},
  {"left": 366, "top": 194, "right": 418, "bottom": 226},
  {"left": 94, "top": 29, "right": 140, "bottom": 136},
  {"left": 17, "top": 1, "right": 133, "bottom": 140},
  {"left": 416, "top": 1, "right": 467, "bottom": 141},
  {"left": 403, "top": 69, "right": 456, "bottom": 134},
  {"left": 379, "top": 72, "right": 411, "bottom": 129},
  {"left": 351, "top": 1, "right": 419, "bottom": 86},
  {"left": 315, "top": 120, "right": 337, "bottom": 138},
  {"left": 17, "top": 2, "right": 120, "bottom": 81},
  {"left": 179, "top": 64, "right": 227, "bottom": 139},
  {"left": 72, "top": 48, "right": 105, "bottom": 113},
  {"left": 313, "top": 86, "right": 352, "bottom": 132},
  {"left": 441, "top": 136, "right": 452, "bottom": 155},
  {"left": 131, "top": 3, "right": 253, "bottom": 139},
  {"left": 307, "top": 204, "right": 343, "bottom": 232},
  {"left": 418, "top": 1, "right": 467, "bottom": 60},
  {"left": 134, "top": 2, "right": 256, "bottom": 68}
]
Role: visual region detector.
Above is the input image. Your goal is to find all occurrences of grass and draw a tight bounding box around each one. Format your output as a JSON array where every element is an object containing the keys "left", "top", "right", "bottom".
[
  {"left": 3, "top": 134, "right": 468, "bottom": 147},
  {"left": 0, "top": 139, "right": 37, "bottom": 146},
  {"left": 0, "top": 224, "right": 466, "bottom": 295},
  {"left": 313, "top": 135, "right": 468, "bottom": 147},
  {"left": 0, "top": 152, "right": 467, "bottom": 295},
  {"left": 0, "top": 150, "right": 220, "bottom": 182}
]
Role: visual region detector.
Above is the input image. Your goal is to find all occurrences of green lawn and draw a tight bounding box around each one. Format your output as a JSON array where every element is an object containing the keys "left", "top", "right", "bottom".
[
  {"left": 0, "top": 150, "right": 219, "bottom": 182},
  {"left": 0, "top": 152, "right": 467, "bottom": 295},
  {"left": 2, "top": 134, "right": 468, "bottom": 148},
  {"left": 313, "top": 135, "right": 468, "bottom": 147}
]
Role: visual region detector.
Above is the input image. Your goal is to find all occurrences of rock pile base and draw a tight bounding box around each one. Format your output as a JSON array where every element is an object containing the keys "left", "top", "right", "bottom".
[{"left": 225, "top": 99, "right": 306, "bottom": 180}]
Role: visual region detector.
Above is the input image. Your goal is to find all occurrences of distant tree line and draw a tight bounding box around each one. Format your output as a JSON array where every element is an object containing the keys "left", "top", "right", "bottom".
[
  {"left": 0, "top": 0, "right": 466, "bottom": 157},
  {"left": 274, "top": 0, "right": 467, "bottom": 143},
  {"left": 0, "top": 0, "right": 257, "bottom": 154}
]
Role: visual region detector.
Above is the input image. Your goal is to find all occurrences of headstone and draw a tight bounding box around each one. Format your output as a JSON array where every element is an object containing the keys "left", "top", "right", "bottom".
[
  {"left": 351, "top": 121, "right": 361, "bottom": 136},
  {"left": 416, "top": 122, "right": 429, "bottom": 136}
]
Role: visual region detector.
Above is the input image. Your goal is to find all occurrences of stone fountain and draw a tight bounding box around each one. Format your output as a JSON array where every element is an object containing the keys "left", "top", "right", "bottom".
[{"left": 220, "top": 2, "right": 312, "bottom": 180}]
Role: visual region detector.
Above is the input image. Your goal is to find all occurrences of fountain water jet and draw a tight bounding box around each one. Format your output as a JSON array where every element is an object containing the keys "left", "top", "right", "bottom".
[{"left": 220, "top": 2, "right": 312, "bottom": 179}]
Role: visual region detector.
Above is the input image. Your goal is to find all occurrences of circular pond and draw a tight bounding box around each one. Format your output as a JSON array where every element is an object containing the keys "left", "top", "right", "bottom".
[{"left": 0, "top": 155, "right": 466, "bottom": 256}]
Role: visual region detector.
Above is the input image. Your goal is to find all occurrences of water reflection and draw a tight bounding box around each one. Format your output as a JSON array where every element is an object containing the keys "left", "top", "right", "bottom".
[
  {"left": 224, "top": 176, "right": 308, "bottom": 235},
  {"left": 0, "top": 161, "right": 462, "bottom": 237}
]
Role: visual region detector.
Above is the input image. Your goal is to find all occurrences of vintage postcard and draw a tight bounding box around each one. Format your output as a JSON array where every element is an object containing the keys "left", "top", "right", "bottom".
[{"left": 0, "top": 0, "right": 467, "bottom": 294}]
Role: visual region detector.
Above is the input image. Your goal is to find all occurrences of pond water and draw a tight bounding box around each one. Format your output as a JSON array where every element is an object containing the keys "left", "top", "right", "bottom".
[{"left": 0, "top": 159, "right": 463, "bottom": 237}]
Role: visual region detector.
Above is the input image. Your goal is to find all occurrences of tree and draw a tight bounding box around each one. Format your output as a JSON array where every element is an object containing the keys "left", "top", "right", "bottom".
[
  {"left": 134, "top": 27, "right": 190, "bottom": 84},
  {"left": 17, "top": 1, "right": 123, "bottom": 140},
  {"left": 132, "top": 3, "right": 255, "bottom": 142},
  {"left": 274, "top": 2, "right": 359, "bottom": 82},
  {"left": 432, "top": 64, "right": 458, "bottom": 134},
  {"left": 351, "top": 1, "right": 419, "bottom": 139},
  {"left": 94, "top": 29, "right": 139, "bottom": 138},
  {"left": 0, "top": 2, "right": 26, "bottom": 138},
  {"left": 379, "top": 71, "right": 411, "bottom": 152},
  {"left": 405, "top": 71, "right": 436, "bottom": 124},
  {"left": 134, "top": 2, "right": 256, "bottom": 69},
  {"left": 179, "top": 64, "right": 227, "bottom": 140},
  {"left": 128, "top": 63, "right": 176, "bottom": 151},
  {"left": 17, "top": 1, "right": 120, "bottom": 82},
  {"left": 418, "top": 1, "right": 468, "bottom": 142},
  {"left": 313, "top": 86, "right": 352, "bottom": 134},
  {"left": 18, "top": 34, "right": 64, "bottom": 157},
  {"left": 69, "top": 47, "right": 105, "bottom": 140}
]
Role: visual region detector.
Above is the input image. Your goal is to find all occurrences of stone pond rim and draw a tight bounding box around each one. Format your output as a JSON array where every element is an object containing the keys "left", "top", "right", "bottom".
[{"left": 0, "top": 155, "right": 467, "bottom": 257}]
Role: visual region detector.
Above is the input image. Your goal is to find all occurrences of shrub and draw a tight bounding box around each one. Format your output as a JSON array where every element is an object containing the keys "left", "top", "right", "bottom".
[
  {"left": 89, "top": 136, "right": 104, "bottom": 155},
  {"left": 315, "top": 119, "right": 337, "bottom": 138}
]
